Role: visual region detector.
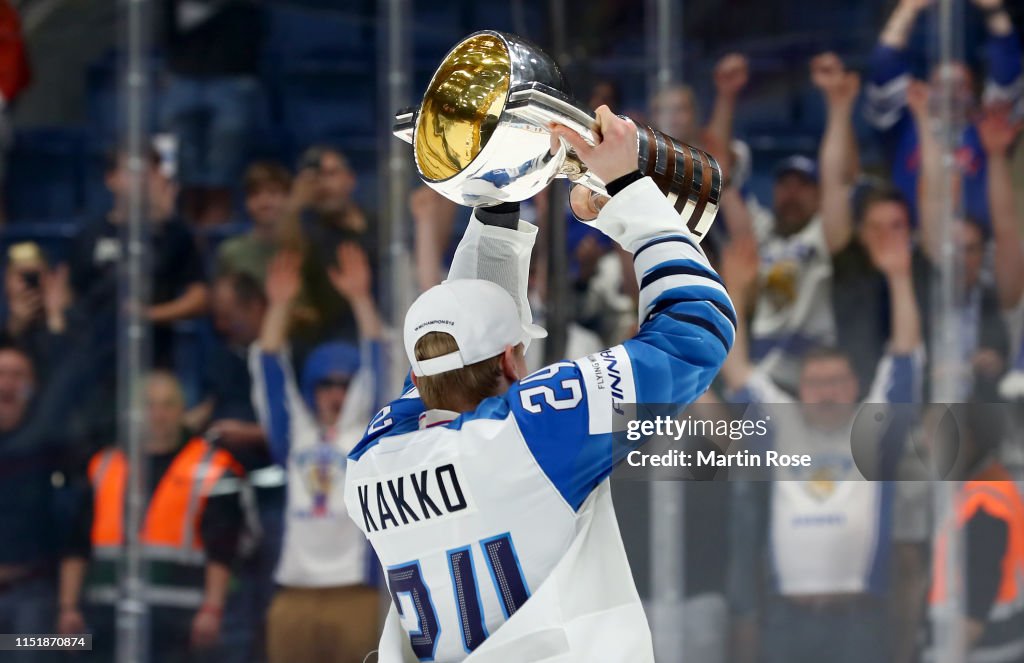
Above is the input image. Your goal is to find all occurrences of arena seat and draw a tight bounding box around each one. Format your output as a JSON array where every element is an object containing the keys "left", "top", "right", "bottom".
[
  {"left": 85, "top": 55, "right": 163, "bottom": 144},
  {"left": 4, "top": 130, "right": 85, "bottom": 220},
  {"left": 412, "top": 4, "right": 465, "bottom": 61},
  {"left": 264, "top": 4, "right": 368, "bottom": 68},
  {"left": 278, "top": 67, "right": 376, "bottom": 147}
]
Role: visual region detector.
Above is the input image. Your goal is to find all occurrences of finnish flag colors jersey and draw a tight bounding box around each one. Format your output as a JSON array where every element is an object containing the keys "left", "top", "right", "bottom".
[
  {"left": 250, "top": 341, "right": 382, "bottom": 588},
  {"left": 736, "top": 351, "right": 921, "bottom": 597},
  {"left": 864, "top": 29, "right": 1022, "bottom": 225},
  {"left": 343, "top": 178, "right": 735, "bottom": 663}
]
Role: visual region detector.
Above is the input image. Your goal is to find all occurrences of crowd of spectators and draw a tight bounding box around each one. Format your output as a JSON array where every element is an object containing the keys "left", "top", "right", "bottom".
[{"left": 0, "top": 0, "right": 1022, "bottom": 662}]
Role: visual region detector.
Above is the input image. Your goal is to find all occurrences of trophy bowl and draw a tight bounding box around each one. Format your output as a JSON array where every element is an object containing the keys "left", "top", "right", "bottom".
[{"left": 394, "top": 30, "right": 721, "bottom": 242}]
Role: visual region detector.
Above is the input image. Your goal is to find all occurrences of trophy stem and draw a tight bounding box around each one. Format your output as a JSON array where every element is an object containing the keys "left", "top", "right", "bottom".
[
  {"left": 558, "top": 153, "right": 608, "bottom": 194},
  {"left": 558, "top": 153, "right": 584, "bottom": 180}
]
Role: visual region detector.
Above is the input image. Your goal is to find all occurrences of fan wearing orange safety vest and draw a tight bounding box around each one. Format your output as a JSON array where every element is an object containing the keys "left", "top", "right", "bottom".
[
  {"left": 920, "top": 403, "right": 1024, "bottom": 663},
  {"left": 57, "top": 371, "right": 249, "bottom": 663}
]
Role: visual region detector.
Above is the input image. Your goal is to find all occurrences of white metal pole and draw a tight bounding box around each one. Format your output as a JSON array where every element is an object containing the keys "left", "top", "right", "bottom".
[
  {"left": 543, "top": 0, "right": 570, "bottom": 365},
  {"left": 930, "top": 0, "right": 966, "bottom": 661},
  {"left": 379, "top": 0, "right": 413, "bottom": 397},
  {"left": 646, "top": 0, "right": 684, "bottom": 94},
  {"left": 116, "top": 0, "right": 151, "bottom": 660},
  {"left": 646, "top": 0, "right": 686, "bottom": 659}
]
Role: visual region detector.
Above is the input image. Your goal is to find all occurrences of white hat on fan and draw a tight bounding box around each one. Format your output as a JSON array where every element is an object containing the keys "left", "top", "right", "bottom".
[{"left": 404, "top": 279, "right": 547, "bottom": 377}]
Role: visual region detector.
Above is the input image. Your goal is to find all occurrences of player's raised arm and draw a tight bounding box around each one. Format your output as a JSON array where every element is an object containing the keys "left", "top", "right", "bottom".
[
  {"left": 351, "top": 156, "right": 548, "bottom": 449},
  {"left": 446, "top": 199, "right": 539, "bottom": 330},
  {"left": 500, "top": 109, "right": 736, "bottom": 509},
  {"left": 552, "top": 107, "right": 736, "bottom": 401}
]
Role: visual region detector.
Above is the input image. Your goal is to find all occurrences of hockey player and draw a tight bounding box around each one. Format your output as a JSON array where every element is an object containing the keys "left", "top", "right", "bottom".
[{"left": 344, "top": 107, "right": 735, "bottom": 662}]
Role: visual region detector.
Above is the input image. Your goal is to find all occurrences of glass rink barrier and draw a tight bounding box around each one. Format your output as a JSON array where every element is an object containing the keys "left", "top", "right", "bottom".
[{"left": 0, "top": 0, "right": 1021, "bottom": 662}]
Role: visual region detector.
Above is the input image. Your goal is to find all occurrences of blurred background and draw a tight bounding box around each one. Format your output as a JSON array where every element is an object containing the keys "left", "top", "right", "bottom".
[{"left": 0, "top": 0, "right": 1022, "bottom": 662}]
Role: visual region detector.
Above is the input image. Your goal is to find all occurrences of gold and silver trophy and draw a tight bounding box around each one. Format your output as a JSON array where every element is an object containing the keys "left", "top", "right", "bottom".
[{"left": 393, "top": 31, "right": 722, "bottom": 242}]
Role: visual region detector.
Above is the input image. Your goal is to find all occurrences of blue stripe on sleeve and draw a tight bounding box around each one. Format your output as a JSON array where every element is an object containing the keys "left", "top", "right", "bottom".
[
  {"left": 866, "top": 483, "right": 895, "bottom": 595},
  {"left": 869, "top": 44, "right": 911, "bottom": 86},
  {"left": 629, "top": 299, "right": 735, "bottom": 405},
  {"left": 988, "top": 32, "right": 1023, "bottom": 88},
  {"left": 260, "top": 353, "right": 292, "bottom": 467},
  {"left": 645, "top": 285, "right": 738, "bottom": 329},
  {"left": 865, "top": 45, "right": 913, "bottom": 135},
  {"left": 640, "top": 260, "right": 725, "bottom": 290},
  {"left": 663, "top": 311, "right": 732, "bottom": 352},
  {"left": 884, "top": 355, "right": 916, "bottom": 404},
  {"left": 633, "top": 234, "right": 701, "bottom": 262}
]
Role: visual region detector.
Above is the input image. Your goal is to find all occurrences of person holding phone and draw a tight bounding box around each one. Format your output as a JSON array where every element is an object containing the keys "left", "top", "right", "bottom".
[
  {"left": 0, "top": 242, "right": 70, "bottom": 381},
  {"left": 277, "top": 145, "right": 376, "bottom": 357}
]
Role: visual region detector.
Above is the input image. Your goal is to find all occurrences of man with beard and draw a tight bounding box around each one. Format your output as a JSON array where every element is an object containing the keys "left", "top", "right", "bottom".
[
  {"left": 744, "top": 152, "right": 833, "bottom": 394},
  {"left": 718, "top": 223, "right": 922, "bottom": 663},
  {"left": 742, "top": 53, "right": 867, "bottom": 394}
]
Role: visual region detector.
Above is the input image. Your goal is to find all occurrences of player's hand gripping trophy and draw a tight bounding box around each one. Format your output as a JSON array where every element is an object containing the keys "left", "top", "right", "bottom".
[{"left": 394, "top": 31, "right": 722, "bottom": 242}]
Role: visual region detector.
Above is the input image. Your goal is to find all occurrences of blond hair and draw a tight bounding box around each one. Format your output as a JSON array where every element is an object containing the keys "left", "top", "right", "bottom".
[{"left": 414, "top": 332, "right": 512, "bottom": 411}]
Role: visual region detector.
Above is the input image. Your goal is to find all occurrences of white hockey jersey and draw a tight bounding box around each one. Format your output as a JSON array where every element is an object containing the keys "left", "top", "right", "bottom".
[{"left": 343, "top": 178, "right": 736, "bottom": 663}]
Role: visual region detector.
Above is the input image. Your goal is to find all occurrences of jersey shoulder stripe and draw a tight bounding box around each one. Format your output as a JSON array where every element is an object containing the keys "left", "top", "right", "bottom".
[
  {"left": 348, "top": 385, "right": 426, "bottom": 461},
  {"left": 645, "top": 290, "right": 738, "bottom": 328},
  {"left": 640, "top": 262, "right": 725, "bottom": 290},
  {"left": 632, "top": 234, "right": 700, "bottom": 261},
  {"left": 662, "top": 310, "right": 732, "bottom": 352}
]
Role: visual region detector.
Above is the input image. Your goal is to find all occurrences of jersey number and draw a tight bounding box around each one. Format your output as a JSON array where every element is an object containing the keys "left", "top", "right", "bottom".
[
  {"left": 518, "top": 362, "right": 582, "bottom": 413},
  {"left": 387, "top": 532, "right": 529, "bottom": 659},
  {"left": 367, "top": 405, "right": 393, "bottom": 436}
]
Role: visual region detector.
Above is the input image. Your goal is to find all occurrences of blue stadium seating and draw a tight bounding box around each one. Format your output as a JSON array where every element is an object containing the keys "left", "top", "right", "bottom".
[
  {"left": 85, "top": 55, "right": 163, "bottom": 144},
  {"left": 80, "top": 140, "right": 113, "bottom": 218},
  {"left": 263, "top": 4, "right": 368, "bottom": 69},
  {"left": 4, "top": 130, "right": 84, "bottom": 220},
  {"left": 412, "top": 4, "right": 465, "bottom": 61},
  {"left": 278, "top": 66, "right": 377, "bottom": 148}
]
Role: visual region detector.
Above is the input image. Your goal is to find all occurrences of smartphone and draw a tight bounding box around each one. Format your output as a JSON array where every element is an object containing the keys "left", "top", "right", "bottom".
[
  {"left": 298, "top": 147, "right": 324, "bottom": 173},
  {"left": 22, "top": 271, "right": 41, "bottom": 290}
]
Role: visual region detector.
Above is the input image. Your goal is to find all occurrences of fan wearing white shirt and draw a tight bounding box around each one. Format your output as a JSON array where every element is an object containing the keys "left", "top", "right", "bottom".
[
  {"left": 719, "top": 223, "right": 923, "bottom": 663},
  {"left": 250, "top": 243, "right": 385, "bottom": 663}
]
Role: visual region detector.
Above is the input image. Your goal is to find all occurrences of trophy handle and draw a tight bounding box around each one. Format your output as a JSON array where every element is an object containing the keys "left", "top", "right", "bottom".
[
  {"left": 504, "top": 83, "right": 598, "bottom": 147},
  {"left": 393, "top": 107, "right": 417, "bottom": 144},
  {"left": 504, "top": 83, "right": 609, "bottom": 193}
]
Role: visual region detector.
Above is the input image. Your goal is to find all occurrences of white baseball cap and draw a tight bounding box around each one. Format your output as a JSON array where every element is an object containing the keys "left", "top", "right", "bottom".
[{"left": 404, "top": 279, "right": 547, "bottom": 377}]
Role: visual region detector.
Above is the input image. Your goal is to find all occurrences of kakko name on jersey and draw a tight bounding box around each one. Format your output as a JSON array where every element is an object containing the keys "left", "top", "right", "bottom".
[
  {"left": 343, "top": 177, "right": 736, "bottom": 663},
  {"left": 357, "top": 463, "right": 471, "bottom": 532}
]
